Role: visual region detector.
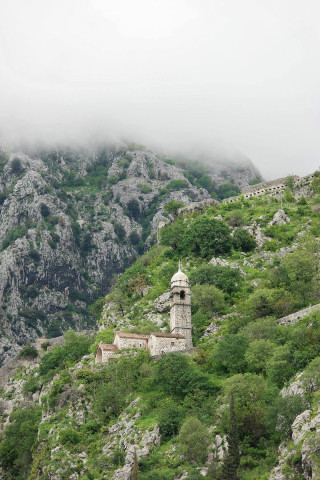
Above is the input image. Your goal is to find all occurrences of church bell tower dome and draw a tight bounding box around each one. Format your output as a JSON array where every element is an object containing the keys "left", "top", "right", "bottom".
[{"left": 171, "top": 265, "right": 189, "bottom": 286}]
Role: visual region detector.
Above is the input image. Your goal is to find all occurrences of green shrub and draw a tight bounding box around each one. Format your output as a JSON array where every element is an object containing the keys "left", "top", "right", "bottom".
[
  {"left": 138, "top": 183, "right": 152, "bottom": 193},
  {"left": 40, "top": 203, "right": 50, "bottom": 218},
  {"left": 165, "top": 179, "right": 189, "bottom": 191},
  {"left": 10, "top": 158, "right": 24, "bottom": 174},
  {"left": 28, "top": 249, "right": 40, "bottom": 262},
  {"left": 18, "top": 344, "right": 38, "bottom": 359},
  {"left": 163, "top": 200, "right": 184, "bottom": 216},
  {"left": 127, "top": 199, "right": 141, "bottom": 220},
  {"left": 59, "top": 427, "right": 81, "bottom": 446}
]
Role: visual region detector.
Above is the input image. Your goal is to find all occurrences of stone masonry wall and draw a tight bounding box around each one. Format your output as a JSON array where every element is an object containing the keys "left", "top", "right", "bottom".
[
  {"left": 148, "top": 335, "right": 186, "bottom": 356},
  {"left": 113, "top": 336, "right": 148, "bottom": 350},
  {"left": 277, "top": 303, "right": 320, "bottom": 326}
]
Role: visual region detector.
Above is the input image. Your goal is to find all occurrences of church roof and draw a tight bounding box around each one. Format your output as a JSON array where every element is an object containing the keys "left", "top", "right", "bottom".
[
  {"left": 99, "top": 344, "right": 119, "bottom": 351},
  {"left": 150, "top": 332, "right": 185, "bottom": 339},
  {"left": 115, "top": 332, "right": 149, "bottom": 340},
  {"left": 171, "top": 267, "right": 189, "bottom": 284}
]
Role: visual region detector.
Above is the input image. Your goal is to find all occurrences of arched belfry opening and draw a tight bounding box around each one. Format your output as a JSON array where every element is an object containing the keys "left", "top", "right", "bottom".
[{"left": 169, "top": 263, "right": 192, "bottom": 349}]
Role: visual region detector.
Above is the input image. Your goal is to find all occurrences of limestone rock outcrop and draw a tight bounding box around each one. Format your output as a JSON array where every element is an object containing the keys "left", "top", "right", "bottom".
[
  {"left": 0, "top": 147, "right": 212, "bottom": 365},
  {"left": 269, "top": 209, "right": 291, "bottom": 226}
]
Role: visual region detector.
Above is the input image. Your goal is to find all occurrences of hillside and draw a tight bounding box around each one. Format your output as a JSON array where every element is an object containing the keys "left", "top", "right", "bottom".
[
  {"left": 0, "top": 144, "right": 261, "bottom": 365},
  {"left": 2, "top": 171, "right": 320, "bottom": 479}
]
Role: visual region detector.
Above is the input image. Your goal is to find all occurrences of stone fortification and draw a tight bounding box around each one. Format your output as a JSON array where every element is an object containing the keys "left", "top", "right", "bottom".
[
  {"left": 223, "top": 173, "right": 315, "bottom": 203},
  {"left": 277, "top": 303, "right": 320, "bottom": 326},
  {"left": 95, "top": 265, "right": 193, "bottom": 363}
]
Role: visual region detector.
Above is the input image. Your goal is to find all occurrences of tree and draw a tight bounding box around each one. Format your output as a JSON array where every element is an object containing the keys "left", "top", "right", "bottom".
[
  {"left": 187, "top": 216, "right": 232, "bottom": 258},
  {"left": 222, "top": 373, "right": 267, "bottom": 440},
  {"left": 10, "top": 158, "right": 24, "bottom": 174},
  {"left": 266, "top": 395, "right": 309, "bottom": 439},
  {"left": 154, "top": 353, "right": 212, "bottom": 399},
  {"left": 265, "top": 345, "right": 294, "bottom": 388},
  {"left": 40, "top": 203, "right": 50, "bottom": 218},
  {"left": 217, "top": 183, "right": 240, "bottom": 200},
  {"left": 129, "top": 231, "right": 140, "bottom": 245},
  {"left": 245, "top": 288, "right": 283, "bottom": 318},
  {"left": 127, "top": 199, "right": 141, "bottom": 220},
  {"left": 0, "top": 406, "right": 41, "bottom": 479},
  {"left": 190, "top": 265, "right": 242, "bottom": 296},
  {"left": 271, "top": 237, "right": 320, "bottom": 307},
  {"left": 245, "top": 339, "right": 276, "bottom": 374},
  {"left": 163, "top": 200, "right": 184, "bottom": 216},
  {"left": 179, "top": 416, "right": 209, "bottom": 463},
  {"left": 301, "top": 356, "right": 320, "bottom": 393},
  {"left": 210, "top": 334, "right": 248, "bottom": 374},
  {"left": 232, "top": 228, "right": 256, "bottom": 252},
  {"left": 285, "top": 175, "right": 295, "bottom": 191},
  {"left": 220, "top": 392, "right": 240, "bottom": 480},
  {"left": 158, "top": 399, "right": 185, "bottom": 439},
  {"left": 240, "top": 317, "right": 279, "bottom": 343},
  {"left": 196, "top": 174, "right": 214, "bottom": 193},
  {"left": 192, "top": 284, "right": 226, "bottom": 316},
  {"left": 160, "top": 218, "right": 187, "bottom": 253},
  {"left": 131, "top": 448, "right": 139, "bottom": 480}
]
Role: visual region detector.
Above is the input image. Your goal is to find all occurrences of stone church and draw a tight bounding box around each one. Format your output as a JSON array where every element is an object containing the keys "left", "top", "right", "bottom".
[{"left": 95, "top": 264, "right": 192, "bottom": 363}]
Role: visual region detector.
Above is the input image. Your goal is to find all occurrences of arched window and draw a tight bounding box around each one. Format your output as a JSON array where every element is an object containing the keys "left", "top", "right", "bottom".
[{"left": 180, "top": 290, "right": 185, "bottom": 299}]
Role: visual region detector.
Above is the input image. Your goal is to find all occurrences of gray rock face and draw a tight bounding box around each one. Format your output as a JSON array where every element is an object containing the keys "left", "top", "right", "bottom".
[
  {"left": 0, "top": 145, "right": 258, "bottom": 365},
  {"left": 0, "top": 147, "right": 211, "bottom": 365},
  {"left": 269, "top": 209, "right": 291, "bottom": 226},
  {"left": 153, "top": 292, "right": 170, "bottom": 313},
  {"left": 270, "top": 405, "right": 320, "bottom": 480}
]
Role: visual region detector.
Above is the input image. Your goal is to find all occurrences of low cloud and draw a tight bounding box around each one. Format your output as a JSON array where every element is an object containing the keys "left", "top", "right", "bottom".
[{"left": 0, "top": 0, "right": 319, "bottom": 178}]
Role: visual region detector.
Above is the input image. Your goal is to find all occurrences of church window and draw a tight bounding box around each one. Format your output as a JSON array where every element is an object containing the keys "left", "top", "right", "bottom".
[
  {"left": 171, "top": 342, "right": 175, "bottom": 346},
  {"left": 180, "top": 290, "right": 185, "bottom": 299}
]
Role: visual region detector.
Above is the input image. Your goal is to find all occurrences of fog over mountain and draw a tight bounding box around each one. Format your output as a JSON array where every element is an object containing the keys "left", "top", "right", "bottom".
[{"left": 1, "top": 0, "right": 320, "bottom": 178}]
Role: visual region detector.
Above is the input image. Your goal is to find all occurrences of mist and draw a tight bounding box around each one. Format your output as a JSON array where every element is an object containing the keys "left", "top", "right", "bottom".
[{"left": 0, "top": 0, "right": 320, "bottom": 179}]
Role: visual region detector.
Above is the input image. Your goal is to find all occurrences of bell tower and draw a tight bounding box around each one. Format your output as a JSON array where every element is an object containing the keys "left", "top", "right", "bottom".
[{"left": 170, "top": 262, "right": 192, "bottom": 348}]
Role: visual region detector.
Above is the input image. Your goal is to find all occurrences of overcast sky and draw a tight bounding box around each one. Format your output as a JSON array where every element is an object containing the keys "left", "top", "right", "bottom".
[{"left": 0, "top": 0, "right": 319, "bottom": 179}]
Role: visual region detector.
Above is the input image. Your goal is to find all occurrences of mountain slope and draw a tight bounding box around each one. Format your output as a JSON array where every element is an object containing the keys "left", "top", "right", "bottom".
[
  {"left": 1, "top": 176, "right": 320, "bottom": 479},
  {"left": 0, "top": 144, "right": 260, "bottom": 365}
]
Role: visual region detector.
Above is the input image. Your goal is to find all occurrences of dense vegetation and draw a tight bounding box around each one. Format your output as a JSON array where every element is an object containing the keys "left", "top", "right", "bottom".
[{"left": 2, "top": 183, "right": 320, "bottom": 479}]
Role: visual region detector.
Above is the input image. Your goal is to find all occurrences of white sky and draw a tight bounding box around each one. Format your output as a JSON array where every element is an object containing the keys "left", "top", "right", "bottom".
[{"left": 0, "top": 0, "right": 319, "bottom": 178}]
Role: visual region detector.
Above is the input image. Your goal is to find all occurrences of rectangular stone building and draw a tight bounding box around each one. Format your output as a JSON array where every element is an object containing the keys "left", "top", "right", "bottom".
[
  {"left": 113, "top": 332, "right": 149, "bottom": 350},
  {"left": 148, "top": 332, "right": 186, "bottom": 356}
]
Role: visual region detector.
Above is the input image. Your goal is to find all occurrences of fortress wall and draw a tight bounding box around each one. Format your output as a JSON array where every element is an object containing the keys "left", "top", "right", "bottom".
[
  {"left": 223, "top": 173, "right": 315, "bottom": 203},
  {"left": 277, "top": 304, "right": 320, "bottom": 326}
]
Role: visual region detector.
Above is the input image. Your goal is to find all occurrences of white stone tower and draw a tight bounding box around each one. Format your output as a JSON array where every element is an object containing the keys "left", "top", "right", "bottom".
[{"left": 170, "top": 262, "right": 192, "bottom": 348}]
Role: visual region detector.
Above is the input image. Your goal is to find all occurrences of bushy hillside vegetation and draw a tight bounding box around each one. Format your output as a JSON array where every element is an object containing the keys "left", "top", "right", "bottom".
[{"left": 2, "top": 184, "right": 320, "bottom": 479}]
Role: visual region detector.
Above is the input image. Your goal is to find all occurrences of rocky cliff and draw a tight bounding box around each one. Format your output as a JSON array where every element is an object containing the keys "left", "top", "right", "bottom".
[{"left": 0, "top": 144, "right": 258, "bottom": 365}]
